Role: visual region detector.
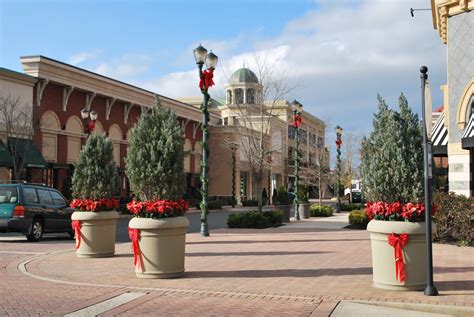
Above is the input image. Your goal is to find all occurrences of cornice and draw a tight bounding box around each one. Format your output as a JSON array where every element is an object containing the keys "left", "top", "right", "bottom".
[{"left": 431, "top": 0, "right": 473, "bottom": 44}]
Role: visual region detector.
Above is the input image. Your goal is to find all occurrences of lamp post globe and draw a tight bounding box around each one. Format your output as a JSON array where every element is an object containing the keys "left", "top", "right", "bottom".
[
  {"left": 193, "top": 44, "right": 208, "bottom": 65},
  {"left": 81, "top": 108, "right": 90, "bottom": 120},
  {"left": 205, "top": 51, "right": 218, "bottom": 69},
  {"left": 90, "top": 110, "right": 98, "bottom": 121}
]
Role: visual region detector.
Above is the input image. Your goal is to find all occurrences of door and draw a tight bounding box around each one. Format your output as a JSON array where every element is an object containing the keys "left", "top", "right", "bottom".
[
  {"left": 50, "top": 189, "right": 73, "bottom": 231},
  {"left": 36, "top": 188, "right": 58, "bottom": 232}
]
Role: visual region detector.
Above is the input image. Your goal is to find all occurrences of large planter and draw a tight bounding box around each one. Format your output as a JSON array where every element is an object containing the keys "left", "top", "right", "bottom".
[
  {"left": 367, "top": 220, "right": 434, "bottom": 290},
  {"left": 298, "top": 202, "right": 310, "bottom": 219},
  {"left": 276, "top": 205, "right": 292, "bottom": 223},
  {"left": 71, "top": 210, "right": 119, "bottom": 258},
  {"left": 128, "top": 216, "right": 189, "bottom": 279}
]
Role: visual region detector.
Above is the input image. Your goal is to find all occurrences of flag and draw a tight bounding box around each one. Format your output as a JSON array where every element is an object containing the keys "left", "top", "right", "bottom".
[{"left": 425, "top": 80, "right": 433, "bottom": 140}]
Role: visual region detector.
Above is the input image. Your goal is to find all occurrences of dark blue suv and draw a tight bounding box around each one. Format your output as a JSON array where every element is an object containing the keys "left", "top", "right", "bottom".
[{"left": 0, "top": 182, "right": 74, "bottom": 242}]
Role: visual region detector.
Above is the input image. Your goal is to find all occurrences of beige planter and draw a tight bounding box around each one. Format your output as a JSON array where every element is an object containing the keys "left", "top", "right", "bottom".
[
  {"left": 128, "top": 216, "right": 189, "bottom": 279},
  {"left": 71, "top": 210, "right": 119, "bottom": 258},
  {"left": 367, "top": 220, "right": 433, "bottom": 290},
  {"left": 276, "top": 205, "right": 292, "bottom": 222},
  {"left": 298, "top": 203, "right": 310, "bottom": 219}
]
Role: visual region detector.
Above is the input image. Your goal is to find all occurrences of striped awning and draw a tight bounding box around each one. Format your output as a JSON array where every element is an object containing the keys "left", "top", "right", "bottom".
[
  {"left": 461, "top": 113, "right": 474, "bottom": 149},
  {"left": 431, "top": 112, "right": 448, "bottom": 155}
]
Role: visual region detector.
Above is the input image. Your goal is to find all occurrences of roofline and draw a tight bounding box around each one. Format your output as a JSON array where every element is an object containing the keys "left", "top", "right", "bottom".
[{"left": 0, "top": 67, "right": 38, "bottom": 84}]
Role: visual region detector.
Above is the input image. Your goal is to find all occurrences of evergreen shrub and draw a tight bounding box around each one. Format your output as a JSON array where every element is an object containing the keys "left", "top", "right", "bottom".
[
  {"left": 340, "top": 203, "right": 362, "bottom": 211},
  {"left": 208, "top": 200, "right": 223, "bottom": 210},
  {"left": 276, "top": 186, "right": 292, "bottom": 205},
  {"left": 310, "top": 204, "right": 334, "bottom": 217},
  {"left": 227, "top": 210, "right": 283, "bottom": 228},
  {"left": 242, "top": 199, "right": 258, "bottom": 207},
  {"left": 348, "top": 210, "right": 369, "bottom": 229}
]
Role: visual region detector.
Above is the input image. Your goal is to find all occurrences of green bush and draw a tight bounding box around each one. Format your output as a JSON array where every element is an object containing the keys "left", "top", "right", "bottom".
[
  {"left": 433, "top": 192, "right": 473, "bottom": 245},
  {"left": 242, "top": 199, "right": 258, "bottom": 207},
  {"left": 341, "top": 203, "right": 362, "bottom": 211},
  {"left": 348, "top": 210, "right": 369, "bottom": 229},
  {"left": 310, "top": 204, "right": 334, "bottom": 217},
  {"left": 276, "top": 186, "right": 292, "bottom": 205},
  {"left": 207, "top": 200, "right": 223, "bottom": 210},
  {"left": 227, "top": 210, "right": 283, "bottom": 228}
]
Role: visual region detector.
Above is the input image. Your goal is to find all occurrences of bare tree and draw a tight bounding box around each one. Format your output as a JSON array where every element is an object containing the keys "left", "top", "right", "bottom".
[
  {"left": 340, "top": 131, "right": 360, "bottom": 201},
  {"left": 0, "top": 94, "right": 34, "bottom": 180}
]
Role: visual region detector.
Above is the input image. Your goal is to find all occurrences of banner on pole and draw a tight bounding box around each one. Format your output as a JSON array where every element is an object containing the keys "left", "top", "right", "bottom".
[{"left": 425, "top": 80, "right": 433, "bottom": 139}]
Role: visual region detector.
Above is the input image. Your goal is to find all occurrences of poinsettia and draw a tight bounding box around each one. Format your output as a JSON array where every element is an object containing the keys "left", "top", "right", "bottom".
[
  {"left": 127, "top": 198, "right": 189, "bottom": 219},
  {"left": 70, "top": 198, "right": 119, "bottom": 212},
  {"left": 365, "top": 201, "right": 437, "bottom": 222}
]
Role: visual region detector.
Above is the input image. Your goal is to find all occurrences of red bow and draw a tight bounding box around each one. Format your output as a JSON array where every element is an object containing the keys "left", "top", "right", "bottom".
[
  {"left": 292, "top": 114, "right": 303, "bottom": 128},
  {"left": 335, "top": 139, "right": 342, "bottom": 147},
  {"left": 88, "top": 121, "right": 95, "bottom": 132},
  {"left": 128, "top": 228, "right": 143, "bottom": 273},
  {"left": 388, "top": 233, "right": 409, "bottom": 282},
  {"left": 199, "top": 68, "right": 215, "bottom": 91},
  {"left": 71, "top": 220, "right": 82, "bottom": 250}
]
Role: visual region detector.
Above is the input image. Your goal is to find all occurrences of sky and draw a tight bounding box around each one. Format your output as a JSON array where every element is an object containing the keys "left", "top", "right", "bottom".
[{"left": 0, "top": 0, "right": 446, "bottom": 162}]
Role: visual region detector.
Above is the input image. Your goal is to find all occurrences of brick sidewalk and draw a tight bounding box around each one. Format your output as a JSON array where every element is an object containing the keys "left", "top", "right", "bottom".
[{"left": 1, "top": 217, "right": 473, "bottom": 316}]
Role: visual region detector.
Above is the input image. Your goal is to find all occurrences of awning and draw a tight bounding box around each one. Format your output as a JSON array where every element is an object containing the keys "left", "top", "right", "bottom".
[
  {"left": 431, "top": 113, "right": 448, "bottom": 155},
  {"left": 0, "top": 140, "right": 13, "bottom": 167},
  {"left": 8, "top": 138, "right": 48, "bottom": 169},
  {"left": 461, "top": 113, "right": 474, "bottom": 149}
]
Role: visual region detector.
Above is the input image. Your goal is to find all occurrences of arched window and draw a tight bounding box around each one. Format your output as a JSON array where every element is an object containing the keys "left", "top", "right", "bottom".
[
  {"left": 234, "top": 89, "right": 243, "bottom": 104},
  {"left": 246, "top": 88, "right": 255, "bottom": 104},
  {"left": 226, "top": 90, "right": 232, "bottom": 104}
]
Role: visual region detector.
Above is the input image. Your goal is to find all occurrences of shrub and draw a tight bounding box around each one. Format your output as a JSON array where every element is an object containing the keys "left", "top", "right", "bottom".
[
  {"left": 208, "top": 200, "right": 223, "bottom": 210},
  {"left": 276, "top": 186, "right": 292, "bottom": 205},
  {"left": 242, "top": 199, "right": 258, "bottom": 207},
  {"left": 433, "top": 192, "right": 473, "bottom": 245},
  {"left": 297, "top": 186, "right": 309, "bottom": 202},
  {"left": 348, "top": 210, "right": 369, "bottom": 229},
  {"left": 227, "top": 210, "right": 283, "bottom": 228},
  {"left": 310, "top": 204, "right": 334, "bottom": 217},
  {"left": 341, "top": 203, "right": 362, "bottom": 211}
]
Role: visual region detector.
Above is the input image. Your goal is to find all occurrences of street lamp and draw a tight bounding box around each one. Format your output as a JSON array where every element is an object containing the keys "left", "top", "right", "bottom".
[
  {"left": 420, "top": 66, "right": 438, "bottom": 296},
  {"left": 230, "top": 143, "right": 238, "bottom": 208},
  {"left": 193, "top": 44, "right": 218, "bottom": 237},
  {"left": 81, "top": 108, "right": 98, "bottom": 135},
  {"left": 335, "top": 125, "right": 343, "bottom": 213},
  {"left": 292, "top": 100, "right": 303, "bottom": 221}
]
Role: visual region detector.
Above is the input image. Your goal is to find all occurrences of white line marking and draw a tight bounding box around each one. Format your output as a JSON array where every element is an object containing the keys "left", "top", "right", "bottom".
[{"left": 64, "top": 292, "right": 145, "bottom": 317}]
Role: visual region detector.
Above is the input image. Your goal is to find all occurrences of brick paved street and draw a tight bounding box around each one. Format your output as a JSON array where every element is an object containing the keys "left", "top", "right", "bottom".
[{"left": 1, "top": 213, "right": 473, "bottom": 316}]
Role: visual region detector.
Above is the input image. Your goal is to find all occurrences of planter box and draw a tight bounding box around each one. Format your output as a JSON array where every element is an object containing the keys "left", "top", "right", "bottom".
[
  {"left": 129, "top": 216, "right": 189, "bottom": 279},
  {"left": 276, "top": 205, "right": 292, "bottom": 223},
  {"left": 71, "top": 210, "right": 119, "bottom": 258},
  {"left": 367, "top": 220, "right": 432, "bottom": 290},
  {"left": 299, "top": 203, "right": 310, "bottom": 219}
]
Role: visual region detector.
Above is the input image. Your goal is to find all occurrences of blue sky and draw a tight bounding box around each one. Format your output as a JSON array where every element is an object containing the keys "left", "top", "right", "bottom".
[{"left": 1, "top": 0, "right": 446, "bottom": 164}]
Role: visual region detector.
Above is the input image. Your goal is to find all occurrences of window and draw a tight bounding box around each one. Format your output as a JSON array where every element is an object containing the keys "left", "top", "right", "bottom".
[
  {"left": 223, "top": 117, "right": 229, "bottom": 126},
  {"left": 50, "top": 190, "right": 67, "bottom": 206},
  {"left": 226, "top": 90, "right": 232, "bottom": 104},
  {"left": 246, "top": 88, "right": 255, "bottom": 104},
  {"left": 23, "top": 187, "right": 39, "bottom": 204},
  {"left": 235, "top": 89, "right": 244, "bottom": 104},
  {"left": 37, "top": 189, "right": 53, "bottom": 205},
  {"left": 288, "top": 125, "right": 296, "bottom": 139},
  {"left": 300, "top": 130, "right": 307, "bottom": 143},
  {"left": 0, "top": 186, "right": 18, "bottom": 204}
]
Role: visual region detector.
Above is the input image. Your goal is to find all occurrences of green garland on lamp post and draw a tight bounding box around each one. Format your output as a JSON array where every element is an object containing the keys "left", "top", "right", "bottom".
[
  {"left": 335, "top": 125, "right": 343, "bottom": 213},
  {"left": 193, "top": 44, "right": 218, "bottom": 237},
  {"left": 292, "top": 100, "right": 303, "bottom": 221}
]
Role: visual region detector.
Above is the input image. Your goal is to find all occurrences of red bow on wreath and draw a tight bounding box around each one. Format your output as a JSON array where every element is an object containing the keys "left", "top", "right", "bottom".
[
  {"left": 388, "top": 233, "right": 409, "bottom": 282},
  {"left": 71, "top": 220, "right": 82, "bottom": 250},
  {"left": 292, "top": 114, "right": 303, "bottom": 128},
  {"left": 199, "top": 68, "right": 215, "bottom": 91},
  {"left": 335, "top": 139, "right": 342, "bottom": 147},
  {"left": 128, "top": 228, "right": 143, "bottom": 273}
]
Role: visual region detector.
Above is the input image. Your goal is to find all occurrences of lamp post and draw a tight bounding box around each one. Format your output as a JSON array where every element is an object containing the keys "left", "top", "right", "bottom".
[
  {"left": 81, "top": 108, "right": 98, "bottom": 135},
  {"left": 420, "top": 66, "right": 438, "bottom": 296},
  {"left": 292, "top": 100, "right": 303, "bottom": 221},
  {"left": 230, "top": 143, "right": 237, "bottom": 208},
  {"left": 193, "top": 44, "right": 218, "bottom": 237},
  {"left": 335, "top": 125, "right": 343, "bottom": 213}
]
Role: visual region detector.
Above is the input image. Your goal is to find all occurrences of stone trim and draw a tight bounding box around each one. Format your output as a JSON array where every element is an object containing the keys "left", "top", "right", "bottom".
[
  {"left": 456, "top": 80, "right": 474, "bottom": 129},
  {"left": 431, "top": 0, "right": 473, "bottom": 44}
]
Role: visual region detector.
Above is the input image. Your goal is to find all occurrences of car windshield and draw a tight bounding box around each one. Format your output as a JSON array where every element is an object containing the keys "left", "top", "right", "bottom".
[{"left": 0, "top": 186, "right": 18, "bottom": 204}]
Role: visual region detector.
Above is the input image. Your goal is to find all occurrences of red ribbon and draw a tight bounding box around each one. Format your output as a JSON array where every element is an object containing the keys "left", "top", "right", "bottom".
[
  {"left": 128, "top": 228, "right": 143, "bottom": 273},
  {"left": 335, "top": 139, "right": 342, "bottom": 147},
  {"left": 71, "top": 220, "right": 82, "bottom": 250},
  {"left": 292, "top": 114, "right": 303, "bottom": 128},
  {"left": 199, "top": 68, "right": 215, "bottom": 91},
  {"left": 388, "top": 233, "right": 409, "bottom": 282},
  {"left": 88, "top": 121, "right": 95, "bottom": 132}
]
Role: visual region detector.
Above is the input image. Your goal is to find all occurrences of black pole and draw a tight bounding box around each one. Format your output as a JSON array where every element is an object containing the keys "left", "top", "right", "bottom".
[
  {"left": 420, "top": 66, "right": 438, "bottom": 296},
  {"left": 231, "top": 145, "right": 236, "bottom": 208},
  {"left": 199, "top": 63, "right": 210, "bottom": 237},
  {"left": 293, "top": 109, "right": 301, "bottom": 221}
]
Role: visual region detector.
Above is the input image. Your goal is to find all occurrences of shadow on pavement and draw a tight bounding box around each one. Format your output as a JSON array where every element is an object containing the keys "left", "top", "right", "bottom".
[
  {"left": 185, "top": 250, "right": 334, "bottom": 257},
  {"left": 184, "top": 267, "right": 373, "bottom": 278},
  {"left": 187, "top": 238, "right": 369, "bottom": 245},
  {"left": 435, "top": 280, "right": 474, "bottom": 291}
]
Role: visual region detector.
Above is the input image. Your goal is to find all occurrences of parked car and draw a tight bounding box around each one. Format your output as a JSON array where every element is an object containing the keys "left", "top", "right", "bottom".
[{"left": 0, "top": 182, "right": 74, "bottom": 242}]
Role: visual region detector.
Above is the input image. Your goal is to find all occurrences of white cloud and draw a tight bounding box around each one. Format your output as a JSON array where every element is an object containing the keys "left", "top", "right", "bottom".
[
  {"left": 69, "top": 49, "right": 103, "bottom": 65},
  {"left": 93, "top": 54, "right": 152, "bottom": 79}
]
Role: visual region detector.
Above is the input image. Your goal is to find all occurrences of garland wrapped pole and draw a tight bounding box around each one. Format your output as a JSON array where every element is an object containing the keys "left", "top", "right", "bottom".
[
  {"left": 193, "top": 44, "right": 218, "bottom": 237},
  {"left": 292, "top": 100, "right": 303, "bottom": 220},
  {"left": 335, "top": 125, "right": 343, "bottom": 213},
  {"left": 420, "top": 66, "right": 438, "bottom": 296}
]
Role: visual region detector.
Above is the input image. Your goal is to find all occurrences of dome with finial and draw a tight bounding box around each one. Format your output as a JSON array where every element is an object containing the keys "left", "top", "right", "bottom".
[{"left": 229, "top": 68, "right": 259, "bottom": 84}]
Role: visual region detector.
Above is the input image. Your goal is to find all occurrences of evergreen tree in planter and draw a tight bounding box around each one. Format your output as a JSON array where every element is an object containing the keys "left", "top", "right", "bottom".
[
  {"left": 126, "top": 100, "right": 190, "bottom": 279},
  {"left": 361, "top": 94, "right": 435, "bottom": 290},
  {"left": 70, "top": 135, "right": 120, "bottom": 258}
]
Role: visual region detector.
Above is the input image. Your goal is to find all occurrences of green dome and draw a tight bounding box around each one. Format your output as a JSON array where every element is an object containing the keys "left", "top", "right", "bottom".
[{"left": 229, "top": 68, "right": 259, "bottom": 84}]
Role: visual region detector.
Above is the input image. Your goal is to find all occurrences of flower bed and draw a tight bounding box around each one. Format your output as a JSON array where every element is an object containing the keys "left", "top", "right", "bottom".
[
  {"left": 127, "top": 199, "right": 189, "bottom": 218},
  {"left": 365, "top": 201, "right": 436, "bottom": 222},
  {"left": 70, "top": 198, "right": 119, "bottom": 212}
]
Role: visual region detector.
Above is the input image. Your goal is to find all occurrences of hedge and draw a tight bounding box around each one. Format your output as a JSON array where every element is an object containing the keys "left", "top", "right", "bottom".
[
  {"left": 348, "top": 210, "right": 369, "bottom": 229},
  {"left": 242, "top": 199, "right": 258, "bottom": 207},
  {"left": 340, "top": 203, "right": 363, "bottom": 211},
  {"left": 227, "top": 210, "right": 283, "bottom": 229},
  {"left": 310, "top": 204, "right": 334, "bottom": 217}
]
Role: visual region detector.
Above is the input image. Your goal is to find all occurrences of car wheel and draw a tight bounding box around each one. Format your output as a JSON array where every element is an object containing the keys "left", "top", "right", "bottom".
[{"left": 26, "top": 219, "right": 44, "bottom": 242}]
